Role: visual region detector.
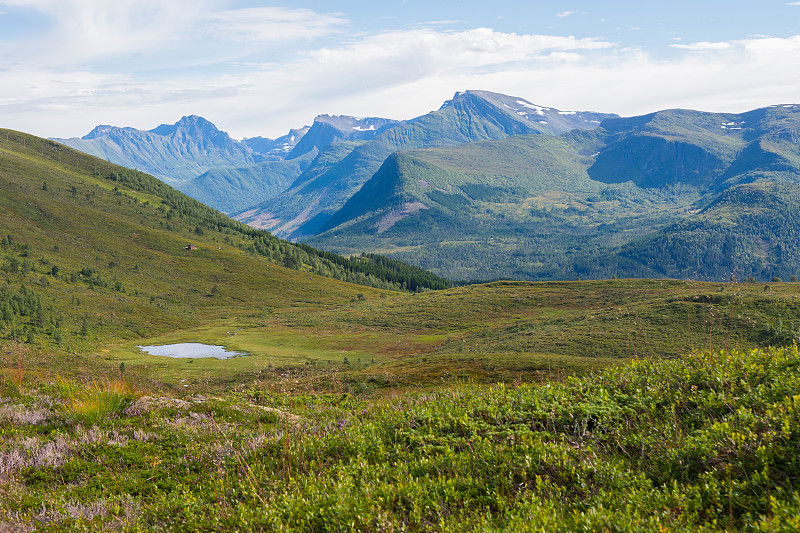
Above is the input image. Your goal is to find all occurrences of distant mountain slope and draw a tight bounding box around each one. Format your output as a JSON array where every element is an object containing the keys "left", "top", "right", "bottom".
[
  {"left": 305, "top": 132, "right": 687, "bottom": 281},
  {"left": 587, "top": 109, "right": 747, "bottom": 188},
  {"left": 55, "top": 114, "right": 400, "bottom": 215},
  {"left": 614, "top": 181, "right": 800, "bottom": 281},
  {"left": 53, "top": 115, "right": 260, "bottom": 184},
  {"left": 320, "top": 133, "right": 595, "bottom": 233},
  {"left": 236, "top": 90, "right": 616, "bottom": 239},
  {"left": 452, "top": 90, "right": 612, "bottom": 135},
  {"left": 240, "top": 126, "right": 310, "bottom": 160},
  {"left": 236, "top": 140, "right": 364, "bottom": 229},
  {"left": 286, "top": 114, "right": 400, "bottom": 159},
  {"left": 177, "top": 151, "right": 316, "bottom": 214},
  {"left": 306, "top": 104, "right": 800, "bottom": 282}
]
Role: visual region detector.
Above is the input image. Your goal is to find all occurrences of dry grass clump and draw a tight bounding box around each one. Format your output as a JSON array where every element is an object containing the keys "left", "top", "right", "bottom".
[
  {"left": 0, "top": 368, "right": 26, "bottom": 388},
  {"left": 56, "top": 377, "right": 139, "bottom": 426}
]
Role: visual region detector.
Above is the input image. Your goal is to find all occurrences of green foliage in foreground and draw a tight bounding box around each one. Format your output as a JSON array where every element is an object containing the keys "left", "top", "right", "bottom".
[{"left": 3, "top": 345, "right": 800, "bottom": 531}]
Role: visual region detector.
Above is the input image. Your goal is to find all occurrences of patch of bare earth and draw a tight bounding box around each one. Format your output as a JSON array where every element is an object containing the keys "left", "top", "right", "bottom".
[{"left": 375, "top": 202, "right": 428, "bottom": 233}]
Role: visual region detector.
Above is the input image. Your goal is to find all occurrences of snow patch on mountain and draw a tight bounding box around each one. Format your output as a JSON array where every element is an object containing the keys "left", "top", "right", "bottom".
[{"left": 515, "top": 100, "right": 550, "bottom": 115}]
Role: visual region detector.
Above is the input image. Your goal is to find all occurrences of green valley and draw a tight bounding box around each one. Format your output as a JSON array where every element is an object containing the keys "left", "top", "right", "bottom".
[
  {"left": 3, "top": 127, "right": 800, "bottom": 532},
  {"left": 308, "top": 105, "right": 800, "bottom": 283}
]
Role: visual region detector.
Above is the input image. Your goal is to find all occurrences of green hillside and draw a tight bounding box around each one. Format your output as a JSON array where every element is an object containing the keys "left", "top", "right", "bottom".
[
  {"left": 177, "top": 152, "right": 315, "bottom": 214},
  {"left": 322, "top": 133, "right": 598, "bottom": 230},
  {"left": 307, "top": 133, "right": 700, "bottom": 281},
  {"left": 616, "top": 181, "right": 800, "bottom": 280},
  {"left": 237, "top": 91, "right": 613, "bottom": 239},
  {"left": 309, "top": 105, "right": 800, "bottom": 282},
  {"left": 0, "top": 131, "right": 364, "bottom": 350}
]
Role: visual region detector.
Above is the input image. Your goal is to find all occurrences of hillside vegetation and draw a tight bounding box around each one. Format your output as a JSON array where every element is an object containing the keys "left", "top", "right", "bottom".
[
  {"left": 3, "top": 345, "right": 800, "bottom": 531},
  {"left": 0, "top": 129, "right": 448, "bottom": 299},
  {"left": 4, "top": 123, "right": 800, "bottom": 531},
  {"left": 309, "top": 105, "right": 800, "bottom": 282}
]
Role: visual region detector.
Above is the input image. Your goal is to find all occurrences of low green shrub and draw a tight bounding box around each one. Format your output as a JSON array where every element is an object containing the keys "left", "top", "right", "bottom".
[{"left": 6, "top": 346, "right": 800, "bottom": 531}]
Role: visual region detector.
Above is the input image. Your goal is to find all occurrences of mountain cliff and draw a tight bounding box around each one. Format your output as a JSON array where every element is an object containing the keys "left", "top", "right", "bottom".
[
  {"left": 234, "top": 90, "right": 615, "bottom": 239},
  {"left": 54, "top": 115, "right": 260, "bottom": 184}
]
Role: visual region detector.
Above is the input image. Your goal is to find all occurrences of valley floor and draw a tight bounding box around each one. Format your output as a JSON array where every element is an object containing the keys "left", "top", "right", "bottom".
[{"left": 3, "top": 279, "right": 800, "bottom": 531}]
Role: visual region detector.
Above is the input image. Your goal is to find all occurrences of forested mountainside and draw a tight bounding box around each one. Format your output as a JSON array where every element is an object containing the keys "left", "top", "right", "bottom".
[{"left": 308, "top": 105, "right": 800, "bottom": 282}]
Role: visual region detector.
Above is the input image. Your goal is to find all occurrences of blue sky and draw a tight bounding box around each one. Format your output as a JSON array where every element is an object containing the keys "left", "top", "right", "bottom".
[{"left": 1, "top": 1, "right": 800, "bottom": 139}]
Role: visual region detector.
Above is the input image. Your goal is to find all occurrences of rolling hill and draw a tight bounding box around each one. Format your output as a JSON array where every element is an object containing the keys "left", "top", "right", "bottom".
[{"left": 0, "top": 128, "right": 451, "bottom": 348}]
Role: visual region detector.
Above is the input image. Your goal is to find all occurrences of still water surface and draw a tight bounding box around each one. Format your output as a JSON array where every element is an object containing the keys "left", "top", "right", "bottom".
[{"left": 138, "top": 343, "right": 244, "bottom": 359}]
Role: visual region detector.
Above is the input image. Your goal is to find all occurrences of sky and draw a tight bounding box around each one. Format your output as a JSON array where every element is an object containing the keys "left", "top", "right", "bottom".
[{"left": 1, "top": 0, "right": 800, "bottom": 140}]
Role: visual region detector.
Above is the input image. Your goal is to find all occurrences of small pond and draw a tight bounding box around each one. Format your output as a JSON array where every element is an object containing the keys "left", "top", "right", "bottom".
[{"left": 138, "top": 343, "right": 245, "bottom": 360}]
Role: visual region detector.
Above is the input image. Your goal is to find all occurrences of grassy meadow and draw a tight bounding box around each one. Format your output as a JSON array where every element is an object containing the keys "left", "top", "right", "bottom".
[
  {"left": 4, "top": 345, "right": 800, "bottom": 531},
  {"left": 3, "top": 129, "right": 800, "bottom": 530}
]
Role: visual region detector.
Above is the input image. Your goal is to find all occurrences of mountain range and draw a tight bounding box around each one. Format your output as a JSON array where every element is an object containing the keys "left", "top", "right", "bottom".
[
  {"left": 234, "top": 91, "right": 613, "bottom": 239},
  {"left": 52, "top": 113, "right": 398, "bottom": 215},
  {"left": 52, "top": 92, "right": 800, "bottom": 282},
  {"left": 306, "top": 104, "right": 800, "bottom": 281}
]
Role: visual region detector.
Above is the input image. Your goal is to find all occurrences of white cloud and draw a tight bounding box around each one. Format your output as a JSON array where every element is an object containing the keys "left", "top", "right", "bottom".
[
  {"left": 418, "top": 20, "right": 464, "bottom": 26},
  {"left": 224, "top": 34, "right": 800, "bottom": 138},
  {"left": 788, "top": 2, "right": 800, "bottom": 5},
  {"left": 2, "top": 17, "right": 800, "bottom": 141},
  {"left": 670, "top": 41, "right": 733, "bottom": 51},
  {"left": 202, "top": 7, "right": 348, "bottom": 42},
  {"left": 556, "top": 11, "right": 577, "bottom": 18},
  {"left": 1, "top": 2, "right": 348, "bottom": 65},
  {"left": 304, "top": 28, "right": 612, "bottom": 68},
  {"left": 0, "top": 0, "right": 211, "bottom": 64}
]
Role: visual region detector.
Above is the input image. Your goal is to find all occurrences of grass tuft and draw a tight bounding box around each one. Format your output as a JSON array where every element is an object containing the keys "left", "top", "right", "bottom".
[
  {"left": 56, "top": 377, "right": 139, "bottom": 426},
  {"left": 1, "top": 367, "right": 26, "bottom": 387},
  {"left": 0, "top": 367, "right": 28, "bottom": 397}
]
